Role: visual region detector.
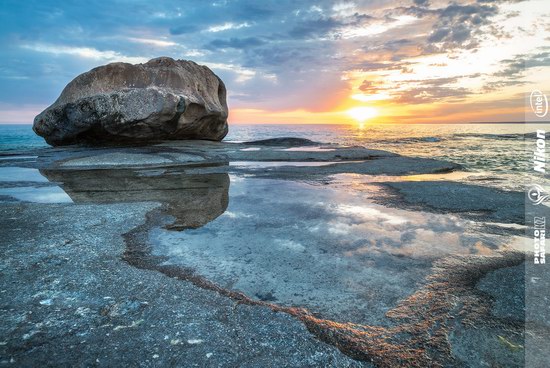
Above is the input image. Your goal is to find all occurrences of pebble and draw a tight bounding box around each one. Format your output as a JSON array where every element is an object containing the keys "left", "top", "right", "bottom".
[{"left": 39, "top": 299, "right": 53, "bottom": 306}]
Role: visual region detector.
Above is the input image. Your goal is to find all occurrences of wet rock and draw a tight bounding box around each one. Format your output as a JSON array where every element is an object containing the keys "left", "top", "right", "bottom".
[
  {"left": 101, "top": 300, "right": 149, "bottom": 318},
  {"left": 0, "top": 202, "right": 366, "bottom": 367},
  {"left": 245, "top": 137, "right": 318, "bottom": 146},
  {"left": 378, "top": 181, "right": 524, "bottom": 224},
  {"left": 476, "top": 264, "right": 525, "bottom": 321},
  {"left": 33, "top": 57, "right": 228, "bottom": 146}
]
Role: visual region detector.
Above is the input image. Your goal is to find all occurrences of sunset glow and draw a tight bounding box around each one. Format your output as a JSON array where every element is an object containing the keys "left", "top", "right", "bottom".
[
  {"left": 347, "top": 107, "right": 378, "bottom": 123},
  {"left": 0, "top": 0, "right": 549, "bottom": 124}
]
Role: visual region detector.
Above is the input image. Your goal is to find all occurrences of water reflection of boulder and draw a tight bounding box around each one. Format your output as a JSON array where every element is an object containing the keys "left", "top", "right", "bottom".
[{"left": 40, "top": 168, "right": 229, "bottom": 230}]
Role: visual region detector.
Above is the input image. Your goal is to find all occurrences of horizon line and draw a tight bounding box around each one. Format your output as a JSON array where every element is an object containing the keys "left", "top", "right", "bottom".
[{"left": 1, "top": 121, "right": 549, "bottom": 126}]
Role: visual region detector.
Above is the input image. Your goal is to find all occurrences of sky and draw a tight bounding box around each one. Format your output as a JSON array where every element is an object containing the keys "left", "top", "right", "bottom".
[{"left": 0, "top": 0, "right": 549, "bottom": 125}]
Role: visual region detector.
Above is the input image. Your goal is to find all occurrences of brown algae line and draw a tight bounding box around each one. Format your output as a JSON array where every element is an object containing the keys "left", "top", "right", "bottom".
[{"left": 121, "top": 206, "right": 527, "bottom": 368}]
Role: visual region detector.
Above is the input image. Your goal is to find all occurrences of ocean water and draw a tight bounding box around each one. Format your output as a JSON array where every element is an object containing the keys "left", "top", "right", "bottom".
[
  {"left": 0, "top": 122, "right": 545, "bottom": 191},
  {"left": 227, "top": 123, "right": 546, "bottom": 191},
  {"left": 0, "top": 124, "right": 48, "bottom": 151}
]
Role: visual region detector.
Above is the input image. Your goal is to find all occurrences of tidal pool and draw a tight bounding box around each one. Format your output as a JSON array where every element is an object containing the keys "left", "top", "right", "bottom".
[
  {"left": 0, "top": 167, "right": 72, "bottom": 203},
  {"left": 150, "top": 175, "right": 525, "bottom": 326},
  {"left": 0, "top": 186, "right": 72, "bottom": 203},
  {"left": 0, "top": 167, "right": 49, "bottom": 182}
]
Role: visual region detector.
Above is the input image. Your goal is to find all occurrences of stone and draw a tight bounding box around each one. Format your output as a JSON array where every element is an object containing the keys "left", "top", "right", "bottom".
[
  {"left": 245, "top": 137, "right": 318, "bottom": 146},
  {"left": 33, "top": 57, "right": 228, "bottom": 146}
]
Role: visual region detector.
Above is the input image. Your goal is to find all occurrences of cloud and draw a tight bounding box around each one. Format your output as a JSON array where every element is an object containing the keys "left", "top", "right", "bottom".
[
  {"left": 484, "top": 50, "right": 550, "bottom": 90},
  {"left": 426, "top": 3, "right": 499, "bottom": 51},
  {"left": 0, "top": 0, "right": 548, "bottom": 122},
  {"left": 413, "top": 0, "right": 430, "bottom": 6},
  {"left": 206, "top": 22, "right": 251, "bottom": 32},
  {"left": 359, "top": 80, "right": 376, "bottom": 92},
  {"left": 200, "top": 61, "right": 264, "bottom": 83},
  {"left": 127, "top": 37, "right": 177, "bottom": 47},
  {"left": 494, "top": 51, "right": 550, "bottom": 78},
  {"left": 382, "top": 38, "right": 413, "bottom": 51},
  {"left": 288, "top": 17, "right": 341, "bottom": 39},
  {"left": 169, "top": 25, "right": 200, "bottom": 35},
  {"left": 21, "top": 44, "right": 147, "bottom": 64},
  {"left": 395, "top": 86, "right": 472, "bottom": 104},
  {"left": 205, "top": 37, "right": 265, "bottom": 50},
  {"left": 244, "top": 45, "right": 317, "bottom": 67}
]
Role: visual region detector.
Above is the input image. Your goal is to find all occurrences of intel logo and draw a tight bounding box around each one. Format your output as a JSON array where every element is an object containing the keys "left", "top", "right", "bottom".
[{"left": 530, "top": 90, "right": 548, "bottom": 118}]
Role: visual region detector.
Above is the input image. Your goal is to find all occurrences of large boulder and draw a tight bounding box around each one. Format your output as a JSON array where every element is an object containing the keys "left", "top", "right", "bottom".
[{"left": 33, "top": 57, "right": 229, "bottom": 146}]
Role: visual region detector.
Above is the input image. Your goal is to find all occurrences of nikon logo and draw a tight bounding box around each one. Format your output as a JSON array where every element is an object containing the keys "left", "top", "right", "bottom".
[{"left": 534, "top": 130, "right": 546, "bottom": 174}]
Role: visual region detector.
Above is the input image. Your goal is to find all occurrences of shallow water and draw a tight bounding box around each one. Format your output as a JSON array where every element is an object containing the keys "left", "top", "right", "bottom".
[
  {"left": 0, "top": 186, "right": 72, "bottom": 203},
  {"left": 150, "top": 175, "right": 525, "bottom": 326},
  {"left": 0, "top": 167, "right": 49, "bottom": 182}
]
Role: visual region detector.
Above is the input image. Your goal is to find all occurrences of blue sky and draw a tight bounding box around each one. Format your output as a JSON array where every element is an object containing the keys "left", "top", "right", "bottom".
[{"left": 1, "top": 0, "right": 549, "bottom": 124}]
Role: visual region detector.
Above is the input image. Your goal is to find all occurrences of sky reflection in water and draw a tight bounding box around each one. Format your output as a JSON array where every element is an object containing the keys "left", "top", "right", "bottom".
[
  {"left": 151, "top": 175, "right": 524, "bottom": 325},
  {"left": 0, "top": 162, "right": 526, "bottom": 325}
]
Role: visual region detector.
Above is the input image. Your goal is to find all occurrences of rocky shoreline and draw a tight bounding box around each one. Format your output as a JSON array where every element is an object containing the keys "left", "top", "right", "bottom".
[{"left": 0, "top": 139, "right": 537, "bottom": 367}]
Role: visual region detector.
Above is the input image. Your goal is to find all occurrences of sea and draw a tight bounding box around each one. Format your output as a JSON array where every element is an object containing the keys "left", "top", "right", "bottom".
[{"left": 1, "top": 122, "right": 545, "bottom": 192}]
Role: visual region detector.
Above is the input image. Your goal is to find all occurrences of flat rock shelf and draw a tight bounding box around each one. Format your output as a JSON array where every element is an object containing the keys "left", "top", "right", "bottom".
[{"left": 0, "top": 139, "right": 542, "bottom": 367}]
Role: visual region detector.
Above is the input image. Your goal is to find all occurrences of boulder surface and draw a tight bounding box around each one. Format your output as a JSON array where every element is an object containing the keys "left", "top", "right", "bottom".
[{"left": 33, "top": 57, "right": 229, "bottom": 146}]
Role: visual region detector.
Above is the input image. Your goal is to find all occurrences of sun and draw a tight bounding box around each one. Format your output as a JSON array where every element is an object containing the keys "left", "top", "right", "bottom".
[{"left": 347, "top": 106, "right": 378, "bottom": 123}]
